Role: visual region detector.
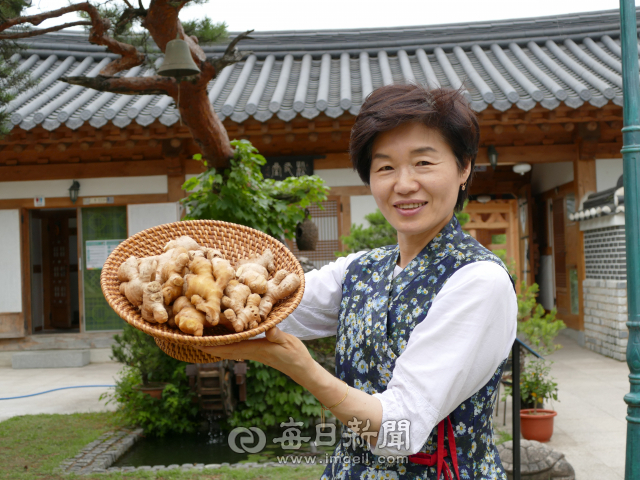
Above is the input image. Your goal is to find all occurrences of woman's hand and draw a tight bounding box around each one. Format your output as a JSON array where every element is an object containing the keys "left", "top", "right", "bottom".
[{"left": 196, "top": 327, "right": 315, "bottom": 384}]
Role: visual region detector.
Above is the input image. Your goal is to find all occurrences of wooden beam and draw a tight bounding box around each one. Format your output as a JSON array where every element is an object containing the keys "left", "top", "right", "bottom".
[
  {"left": 476, "top": 144, "right": 577, "bottom": 165},
  {"left": 0, "top": 160, "right": 167, "bottom": 182},
  {"left": 0, "top": 193, "right": 169, "bottom": 210},
  {"left": 315, "top": 153, "right": 350, "bottom": 170}
]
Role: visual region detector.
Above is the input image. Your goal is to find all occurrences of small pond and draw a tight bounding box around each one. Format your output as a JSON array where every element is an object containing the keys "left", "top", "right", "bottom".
[{"left": 114, "top": 430, "right": 335, "bottom": 467}]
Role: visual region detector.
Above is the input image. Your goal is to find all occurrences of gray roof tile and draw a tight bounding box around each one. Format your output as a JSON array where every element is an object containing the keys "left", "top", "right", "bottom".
[{"left": 4, "top": 9, "right": 635, "bottom": 132}]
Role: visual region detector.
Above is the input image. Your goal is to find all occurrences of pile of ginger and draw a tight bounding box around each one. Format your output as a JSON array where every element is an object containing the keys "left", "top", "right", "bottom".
[{"left": 117, "top": 236, "right": 301, "bottom": 336}]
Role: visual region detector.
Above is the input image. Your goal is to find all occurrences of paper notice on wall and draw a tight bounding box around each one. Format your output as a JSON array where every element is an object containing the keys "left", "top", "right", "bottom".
[{"left": 85, "top": 239, "right": 123, "bottom": 270}]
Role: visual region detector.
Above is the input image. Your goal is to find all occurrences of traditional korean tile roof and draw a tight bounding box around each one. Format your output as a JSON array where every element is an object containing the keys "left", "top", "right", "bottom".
[
  {"left": 571, "top": 175, "right": 625, "bottom": 221},
  {"left": 3, "top": 8, "right": 634, "bottom": 132}
]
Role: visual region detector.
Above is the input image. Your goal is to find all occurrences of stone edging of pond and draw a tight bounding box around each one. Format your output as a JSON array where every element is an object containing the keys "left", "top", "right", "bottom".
[
  {"left": 105, "top": 461, "right": 318, "bottom": 473},
  {"left": 58, "top": 428, "right": 144, "bottom": 475},
  {"left": 58, "top": 429, "right": 319, "bottom": 475}
]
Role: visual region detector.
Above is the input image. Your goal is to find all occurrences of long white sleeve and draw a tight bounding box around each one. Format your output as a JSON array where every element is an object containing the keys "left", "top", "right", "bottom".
[{"left": 370, "top": 261, "right": 517, "bottom": 456}]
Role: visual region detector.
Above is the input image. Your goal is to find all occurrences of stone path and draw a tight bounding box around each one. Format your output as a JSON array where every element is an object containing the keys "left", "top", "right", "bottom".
[
  {"left": 495, "top": 333, "right": 629, "bottom": 480},
  {"left": 0, "top": 362, "right": 121, "bottom": 422}
]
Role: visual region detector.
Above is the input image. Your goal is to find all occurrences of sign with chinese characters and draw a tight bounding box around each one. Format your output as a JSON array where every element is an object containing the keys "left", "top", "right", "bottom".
[
  {"left": 261, "top": 156, "right": 320, "bottom": 180},
  {"left": 83, "top": 196, "right": 114, "bottom": 205},
  {"left": 85, "top": 239, "right": 123, "bottom": 270}
]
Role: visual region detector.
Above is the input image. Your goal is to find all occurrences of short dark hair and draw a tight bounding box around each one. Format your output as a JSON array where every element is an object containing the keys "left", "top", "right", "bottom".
[{"left": 349, "top": 84, "right": 479, "bottom": 212}]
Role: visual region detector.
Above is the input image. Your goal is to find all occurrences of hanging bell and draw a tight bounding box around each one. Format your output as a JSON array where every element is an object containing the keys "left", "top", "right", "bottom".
[
  {"left": 295, "top": 209, "right": 319, "bottom": 251},
  {"left": 158, "top": 38, "right": 201, "bottom": 78}
]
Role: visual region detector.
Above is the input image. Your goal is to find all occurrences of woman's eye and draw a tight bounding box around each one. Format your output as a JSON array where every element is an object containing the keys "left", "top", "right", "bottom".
[
  {"left": 417, "top": 160, "right": 431, "bottom": 166},
  {"left": 378, "top": 165, "right": 393, "bottom": 171}
]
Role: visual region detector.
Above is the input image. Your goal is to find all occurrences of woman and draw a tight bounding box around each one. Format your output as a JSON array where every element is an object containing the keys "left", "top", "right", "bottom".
[{"left": 199, "top": 84, "right": 517, "bottom": 480}]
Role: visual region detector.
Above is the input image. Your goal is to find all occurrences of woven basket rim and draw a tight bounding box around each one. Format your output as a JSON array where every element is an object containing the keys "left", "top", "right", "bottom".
[{"left": 100, "top": 219, "right": 305, "bottom": 346}]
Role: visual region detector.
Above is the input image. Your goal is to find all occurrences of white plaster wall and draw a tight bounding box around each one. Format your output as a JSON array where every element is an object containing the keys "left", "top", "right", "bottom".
[
  {"left": 531, "top": 162, "right": 574, "bottom": 195},
  {"left": 595, "top": 158, "right": 623, "bottom": 191},
  {"left": 0, "top": 176, "right": 168, "bottom": 200},
  {"left": 0, "top": 210, "right": 22, "bottom": 312},
  {"left": 350, "top": 195, "right": 379, "bottom": 228},
  {"left": 127, "top": 203, "right": 181, "bottom": 236},
  {"left": 315, "top": 168, "right": 364, "bottom": 187}
]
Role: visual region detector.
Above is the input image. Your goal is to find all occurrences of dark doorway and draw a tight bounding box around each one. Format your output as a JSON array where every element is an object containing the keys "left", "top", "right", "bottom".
[{"left": 30, "top": 209, "right": 80, "bottom": 333}]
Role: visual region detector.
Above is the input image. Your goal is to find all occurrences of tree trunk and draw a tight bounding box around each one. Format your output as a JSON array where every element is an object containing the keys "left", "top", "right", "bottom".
[{"left": 175, "top": 82, "right": 234, "bottom": 167}]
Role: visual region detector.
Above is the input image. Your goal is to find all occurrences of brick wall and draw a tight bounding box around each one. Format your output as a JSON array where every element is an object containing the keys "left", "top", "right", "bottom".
[
  {"left": 583, "top": 279, "right": 628, "bottom": 361},
  {"left": 582, "top": 222, "right": 628, "bottom": 361}
]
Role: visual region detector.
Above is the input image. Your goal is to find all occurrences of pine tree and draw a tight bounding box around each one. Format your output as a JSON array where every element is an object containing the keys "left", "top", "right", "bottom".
[
  {"left": 0, "top": 1, "right": 246, "bottom": 164},
  {"left": 0, "top": 0, "right": 37, "bottom": 136}
]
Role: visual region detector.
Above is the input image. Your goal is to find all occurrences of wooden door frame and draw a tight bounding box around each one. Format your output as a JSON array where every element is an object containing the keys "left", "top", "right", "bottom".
[
  {"left": 465, "top": 199, "right": 521, "bottom": 291},
  {"left": 539, "top": 181, "right": 581, "bottom": 330}
]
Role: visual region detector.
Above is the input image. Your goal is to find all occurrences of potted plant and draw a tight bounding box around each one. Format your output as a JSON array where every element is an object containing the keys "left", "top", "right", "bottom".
[
  {"left": 111, "top": 324, "right": 174, "bottom": 398},
  {"left": 519, "top": 358, "right": 559, "bottom": 442}
]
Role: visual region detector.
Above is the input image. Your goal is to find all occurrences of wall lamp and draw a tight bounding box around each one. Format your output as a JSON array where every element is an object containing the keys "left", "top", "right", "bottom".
[
  {"left": 69, "top": 180, "right": 80, "bottom": 203},
  {"left": 487, "top": 145, "right": 498, "bottom": 170}
]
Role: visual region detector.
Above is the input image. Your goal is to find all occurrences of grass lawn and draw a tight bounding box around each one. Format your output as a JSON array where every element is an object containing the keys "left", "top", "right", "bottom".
[{"left": 0, "top": 413, "right": 324, "bottom": 480}]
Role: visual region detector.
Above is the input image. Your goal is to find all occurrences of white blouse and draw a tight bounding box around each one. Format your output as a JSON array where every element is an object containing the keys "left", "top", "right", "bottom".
[{"left": 278, "top": 251, "right": 518, "bottom": 456}]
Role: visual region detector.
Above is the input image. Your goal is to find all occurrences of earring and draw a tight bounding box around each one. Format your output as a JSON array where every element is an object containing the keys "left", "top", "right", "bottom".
[{"left": 461, "top": 182, "right": 467, "bottom": 191}]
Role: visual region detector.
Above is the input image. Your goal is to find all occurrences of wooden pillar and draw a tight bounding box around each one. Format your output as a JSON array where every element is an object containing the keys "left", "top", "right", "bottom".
[
  {"left": 339, "top": 195, "right": 351, "bottom": 251},
  {"left": 574, "top": 140, "right": 598, "bottom": 332},
  {"left": 164, "top": 140, "right": 186, "bottom": 203},
  {"left": 20, "top": 208, "right": 30, "bottom": 337}
]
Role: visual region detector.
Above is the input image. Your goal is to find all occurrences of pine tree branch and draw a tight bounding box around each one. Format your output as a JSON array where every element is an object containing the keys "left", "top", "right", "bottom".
[
  {"left": 0, "top": 3, "right": 90, "bottom": 29},
  {"left": 0, "top": 21, "right": 91, "bottom": 40},
  {"left": 0, "top": 2, "right": 146, "bottom": 77},
  {"left": 208, "top": 30, "right": 253, "bottom": 72},
  {"left": 60, "top": 74, "right": 177, "bottom": 96}
]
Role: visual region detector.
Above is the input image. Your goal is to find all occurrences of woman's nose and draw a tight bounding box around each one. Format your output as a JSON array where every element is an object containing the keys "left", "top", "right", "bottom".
[{"left": 394, "top": 168, "right": 419, "bottom": 194}]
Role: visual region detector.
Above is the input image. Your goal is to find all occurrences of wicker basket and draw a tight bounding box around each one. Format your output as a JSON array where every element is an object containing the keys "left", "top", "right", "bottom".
[{"left": 100, "top": 220, "right": 305, "bottom": 363}]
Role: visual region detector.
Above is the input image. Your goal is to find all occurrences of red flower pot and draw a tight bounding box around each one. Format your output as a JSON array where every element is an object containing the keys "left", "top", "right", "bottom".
[
  {"left": 133, "top": 382, "right": 169, "bottom": 400},
  {"left": 520, "top": 408, "right": 557, "bottom": 442}
]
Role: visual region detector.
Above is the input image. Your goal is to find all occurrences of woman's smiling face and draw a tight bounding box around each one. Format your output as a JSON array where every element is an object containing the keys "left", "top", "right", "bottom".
[{"left": 369, "top": 121, "right": 470, "bottom": 246}]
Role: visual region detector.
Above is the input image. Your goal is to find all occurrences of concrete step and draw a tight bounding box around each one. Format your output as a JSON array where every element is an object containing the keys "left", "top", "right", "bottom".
[{"left": 12, "top": 349, "right": 90, "bottom": 369}]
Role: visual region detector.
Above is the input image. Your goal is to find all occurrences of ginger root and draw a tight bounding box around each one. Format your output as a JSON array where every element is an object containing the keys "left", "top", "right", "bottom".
[
  {"left": 118, "top": 237, "right": 298, "bottom": 335},
  {"left": 163, "top": 236, "right": 201, "bottom": 252},
  {"left": 184, "top": 255, "right": 235, "bottom": 325},
  {"left": 173, "top": 296, "right": 207, "bottom": 336},
  {"left": 221, "top": 280, "right": 252, "bottom": 332},
  {"left": 155, "top": 247, "right": 189, "bottom": 305},
  {"left": 119, "top": 256, "right": 157, "bottom": 308},
  {"left": 259, "top": 270, "right": 301, "bottom": 320},
  {"left": 141, "top": 281, "right": 168, "bottom": 323},
  {"left": 237, "top": 249, "right": 276, "bottom": 273},
  {"left": 223, "top": 291, "right": 262, "bottom": 332}
]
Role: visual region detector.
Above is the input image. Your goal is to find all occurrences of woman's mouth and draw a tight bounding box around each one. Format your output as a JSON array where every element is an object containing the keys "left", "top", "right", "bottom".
[{"left": 394, "top": 202, "right": 428, "bottom": 215}]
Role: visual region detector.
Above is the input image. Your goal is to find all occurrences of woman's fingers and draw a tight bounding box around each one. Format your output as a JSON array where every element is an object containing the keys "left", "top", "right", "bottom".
[{"left": 265, "top": 326, "right": 287, "bottom": 345}]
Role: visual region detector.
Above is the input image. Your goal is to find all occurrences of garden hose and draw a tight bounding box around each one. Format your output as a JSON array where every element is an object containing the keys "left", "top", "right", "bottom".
[{"left": 0, "top": 385, "right": 115, "bottom": 400}]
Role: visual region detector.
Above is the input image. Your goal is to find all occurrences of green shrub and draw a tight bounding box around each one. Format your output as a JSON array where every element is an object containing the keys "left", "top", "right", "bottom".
[
  {"left": 104, "top": 325, "right": 199, "bottom": 436},
  {"left": 226, "top": 361, "right": 321, "bottom": 430},
  {"left": 182, "top": 139, "right": 329, "bottom": 241},
  {"left": 516, "top": 282, "right": 566, "bottom": 356}
]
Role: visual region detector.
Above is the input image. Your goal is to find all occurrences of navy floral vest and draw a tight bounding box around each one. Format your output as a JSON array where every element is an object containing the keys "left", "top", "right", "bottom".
[{"left": 321, "top": 215, "right": 514, "bottom": 480}]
